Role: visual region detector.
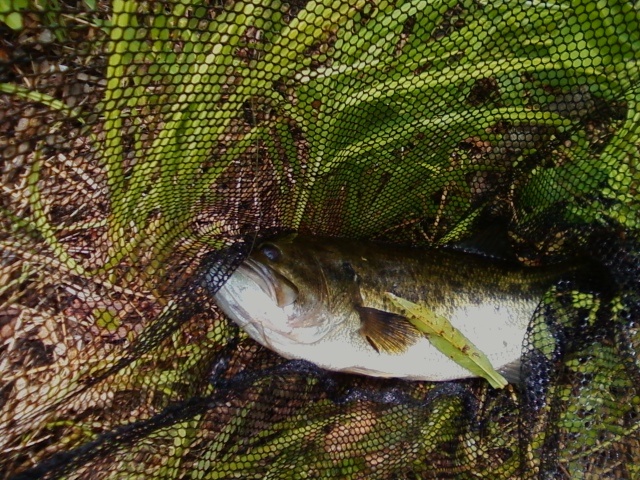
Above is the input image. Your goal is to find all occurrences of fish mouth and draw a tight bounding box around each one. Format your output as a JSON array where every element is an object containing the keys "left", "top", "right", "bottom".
[
  {"left": 238, "top": 258, "right": 280, "bottom": 303},
  {"left": 237, "top": 257, "right": 298, "bottom": 308}
]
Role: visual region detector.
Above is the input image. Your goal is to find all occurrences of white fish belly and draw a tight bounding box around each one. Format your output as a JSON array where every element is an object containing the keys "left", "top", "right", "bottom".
[{"left": 269, "top": 303, "right": 532, "bottom": 381}]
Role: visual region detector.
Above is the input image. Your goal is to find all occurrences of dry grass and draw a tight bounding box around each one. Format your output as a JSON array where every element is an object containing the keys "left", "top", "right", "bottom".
[{"left": 1, "top": 0, "right": 639, "bottom": 478}]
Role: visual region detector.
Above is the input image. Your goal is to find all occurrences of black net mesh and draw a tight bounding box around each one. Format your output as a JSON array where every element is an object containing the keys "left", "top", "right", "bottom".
[{"left": 1, "top": 0, "right": 639, "bottom": 478}]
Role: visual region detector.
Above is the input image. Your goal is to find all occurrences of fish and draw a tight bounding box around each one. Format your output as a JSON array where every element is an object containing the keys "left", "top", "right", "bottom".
[{"left": 211, "top": 235, "right": 583, "bottom": 382}]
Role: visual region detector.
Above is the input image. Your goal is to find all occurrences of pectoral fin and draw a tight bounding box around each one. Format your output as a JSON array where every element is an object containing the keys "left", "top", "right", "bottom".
[{"left": 356, "top": 306, "right": 422, "bottom": 354}]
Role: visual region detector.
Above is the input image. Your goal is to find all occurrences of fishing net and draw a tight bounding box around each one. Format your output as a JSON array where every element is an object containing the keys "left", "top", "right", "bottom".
[{"left": 1, "top": 0, "right": 639, "bottom": 478}]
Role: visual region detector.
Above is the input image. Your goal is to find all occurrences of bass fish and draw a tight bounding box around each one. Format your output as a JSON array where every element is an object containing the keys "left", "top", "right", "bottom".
[{"left": 212, "top": 235, "right": 579, "bottom": 382}]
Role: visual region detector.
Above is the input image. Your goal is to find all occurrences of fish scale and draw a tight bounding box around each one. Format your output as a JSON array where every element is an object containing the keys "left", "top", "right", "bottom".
[{"left": 211, "top": 235, "right": 584, "bottom": 383}]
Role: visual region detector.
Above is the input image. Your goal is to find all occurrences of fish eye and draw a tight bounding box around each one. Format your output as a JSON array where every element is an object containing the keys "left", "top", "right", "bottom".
[{"left": 259, "top": 243, "right": 282, "bottom": 262}]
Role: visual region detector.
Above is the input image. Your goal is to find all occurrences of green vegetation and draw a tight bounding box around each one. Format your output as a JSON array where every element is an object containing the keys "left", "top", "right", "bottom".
[
  {"left": 95, "top": 0, "right": 639, "bottom": 265},
  {"left": 0, "top": 0, "right": 29, "bottom": 30},
  {"left": 2, "top": 0, "right": 640, "bottom": 477},
  {"left": 0, "top": 0, "right": 97, "bottom": 35},
  {"left": 386, "top": 292, "right": 507, "bottom": 388},
  {"left": 530, "top": 288, "right": 640, "bottom": 477},
  {"left": 5, "top": 0, "right": 638, "bottom": 274}
]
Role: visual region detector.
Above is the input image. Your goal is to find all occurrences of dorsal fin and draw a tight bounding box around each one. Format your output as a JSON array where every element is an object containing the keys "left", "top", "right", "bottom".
[
  {"left": 441, "top": 217, "right": 516, "bottom": 262},
  {"left": 356, "top": 306, "right": 422, "bottom": 354}
]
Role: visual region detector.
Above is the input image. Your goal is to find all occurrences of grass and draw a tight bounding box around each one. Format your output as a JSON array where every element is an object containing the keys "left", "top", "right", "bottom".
[
  {"left": 94, "top": 0, "right": 640, "bottom": 266},
  {"left": 5, "top": 0, "right": 638, "bottom": 273},
  {"left": 525, "top": 288, "right": 640, "bottom": 478},
  {"left": 1, "top": 0, "right": 640, "bottom": 478}
]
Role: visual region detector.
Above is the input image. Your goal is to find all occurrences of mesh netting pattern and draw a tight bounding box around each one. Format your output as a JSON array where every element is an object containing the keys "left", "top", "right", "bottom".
[{"left": 1, "top": 0, "right": 640, "bottom": 478}]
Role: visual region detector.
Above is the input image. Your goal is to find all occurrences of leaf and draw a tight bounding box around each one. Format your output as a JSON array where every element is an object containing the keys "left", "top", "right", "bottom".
[
  {"left": 385, "top": 293, "right": 508, "bottom": 389},
  {"left": 94, "top": 308, "right": 121, "bottom": 332},
  {"left": 2, "top": 11, "right": 23, "bottom": 30}
]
